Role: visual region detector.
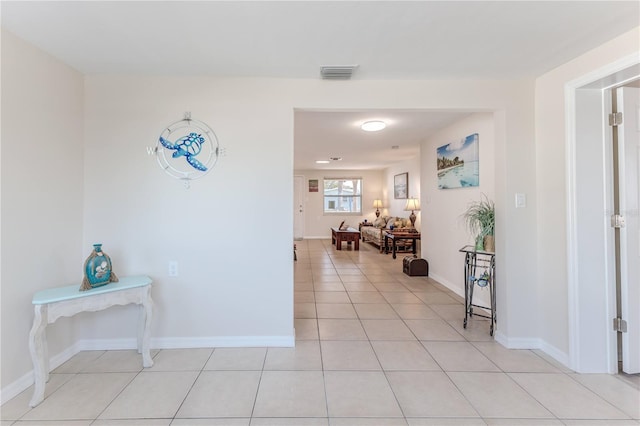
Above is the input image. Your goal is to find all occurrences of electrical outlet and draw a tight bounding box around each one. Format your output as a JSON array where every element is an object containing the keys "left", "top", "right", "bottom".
[{"left": 168, "top": 261, "right": 178, "bottom": 277}]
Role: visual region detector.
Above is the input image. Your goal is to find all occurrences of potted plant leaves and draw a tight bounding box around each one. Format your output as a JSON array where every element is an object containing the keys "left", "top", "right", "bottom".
[{"left": 462, "top": 195, "right": 495, "bottom": 252}]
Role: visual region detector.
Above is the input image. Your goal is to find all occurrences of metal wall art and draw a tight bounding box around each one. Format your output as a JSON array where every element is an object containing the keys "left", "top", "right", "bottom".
[{"left": 150, "top": 112, "right": 220, "bottom": 188}]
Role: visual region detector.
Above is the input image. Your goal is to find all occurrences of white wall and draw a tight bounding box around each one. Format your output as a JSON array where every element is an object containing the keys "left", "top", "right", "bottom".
[
  {"left": 78, "top": 76, "right": 296, "bottom": 346},
  {"left": 573, "top": 88, "right": 614, "bottom": 371},
  {"left": 420, "top": 113, "right": 495, "bottom": 308},
  {"left": 1, "top": 30, "right": 84, "bottom": 396},
  {"left": 2, "top": 34, "right": 544, "bottom": 397},
  {"left": 294, "top": 157, "right": 420, "bottom": 239},
  {"left": 77, "top": 76, "right": 536, "bottom": 354},
  {"left": 2, "top": 25, "right": 637, "bottom": 398},
  {"left": 383, "top": 156, "right": 422, "bottom": 224},
  {"left": 293, "top": 169, "right": 383, "bottom": 238},
  {"left": 535, "top": 27, "right": 640, "bottom": 368}
]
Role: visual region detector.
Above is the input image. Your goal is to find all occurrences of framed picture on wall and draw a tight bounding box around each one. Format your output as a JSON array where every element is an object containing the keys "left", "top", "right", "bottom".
[
  {"left": 394, "top": 172, "right": 408, "bottom": 199},
  {"left": 437, "top": 133, "right": 479, "bottom": 189}
]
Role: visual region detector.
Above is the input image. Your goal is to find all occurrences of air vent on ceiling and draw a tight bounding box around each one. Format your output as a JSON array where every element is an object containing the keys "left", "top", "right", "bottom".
[{"left": 320, "top": 65, "right": 358, "bottom": 80}]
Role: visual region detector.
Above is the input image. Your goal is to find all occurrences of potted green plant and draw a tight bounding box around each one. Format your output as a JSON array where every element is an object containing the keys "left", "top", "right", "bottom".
[{"left": 462, "top": 195, "right": 495, "bottom": 252}]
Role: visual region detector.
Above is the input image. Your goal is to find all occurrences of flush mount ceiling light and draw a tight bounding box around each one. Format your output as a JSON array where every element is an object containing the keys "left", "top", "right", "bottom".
[
  {"left": 315, "top": 160, "right": 330, "bottom": 164},
  {"left": 361, "top": 120, "right": 386, "bottom": 132}
]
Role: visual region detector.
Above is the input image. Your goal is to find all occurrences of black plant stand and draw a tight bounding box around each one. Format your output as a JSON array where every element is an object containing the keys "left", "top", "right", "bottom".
[{"left": 459, "top": 245, "right": 496, "bottom": 336}]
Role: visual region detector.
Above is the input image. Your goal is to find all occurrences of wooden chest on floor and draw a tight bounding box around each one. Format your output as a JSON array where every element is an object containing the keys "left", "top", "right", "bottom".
[{"left": 403, "top": 256, "right": 428, "bottom": 276}]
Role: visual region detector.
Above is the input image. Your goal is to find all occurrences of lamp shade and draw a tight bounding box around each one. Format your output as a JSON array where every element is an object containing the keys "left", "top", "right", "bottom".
[
  {"left": 373, "top": 199, "right": 383, "bottom": 209},
  {"left": 404, "top": 198, "right": 420, "bottom": 211}
]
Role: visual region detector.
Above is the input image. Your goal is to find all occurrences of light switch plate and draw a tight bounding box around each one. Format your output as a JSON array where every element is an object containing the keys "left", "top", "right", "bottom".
[
  {"left": 515, "top": 193, "right": 526, "bottom": 208},
  {"left": 168, "top": 261, "right": 179, "bottom": 277}
]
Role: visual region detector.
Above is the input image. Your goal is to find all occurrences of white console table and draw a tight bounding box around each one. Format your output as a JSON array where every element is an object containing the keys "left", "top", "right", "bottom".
[{"left": 28, "top": 275, "right": 153, "bottom": 407}]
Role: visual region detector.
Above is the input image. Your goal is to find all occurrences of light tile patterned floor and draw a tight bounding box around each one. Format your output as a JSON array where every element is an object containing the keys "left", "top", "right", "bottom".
[{"left": 2, "top": 239, "right": 639, "bottom": 425}]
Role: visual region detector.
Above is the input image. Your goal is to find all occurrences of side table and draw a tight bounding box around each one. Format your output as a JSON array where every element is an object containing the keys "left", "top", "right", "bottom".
[
  {"left": 384, "top": 231, "right": 421, "bottom": 259},
  {"left": 28, "top": 275, "right": 154, "bottom": 407}
]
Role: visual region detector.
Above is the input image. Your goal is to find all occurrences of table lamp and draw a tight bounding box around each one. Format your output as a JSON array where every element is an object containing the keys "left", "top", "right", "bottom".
[
  {"left": 373, "top": 199, "right": 383, "bottom": 218},
  {"left": 404, "top": 197, "right": 420, "bottom": 228}
]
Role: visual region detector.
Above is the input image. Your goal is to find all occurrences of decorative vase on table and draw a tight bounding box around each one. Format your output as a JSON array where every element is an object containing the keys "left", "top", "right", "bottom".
[
  {"left": 80, "top": 244, "right": 119, "bottom": 291},
  {"left": 483, "top": 235, "right": 495, "bottom": 252}
]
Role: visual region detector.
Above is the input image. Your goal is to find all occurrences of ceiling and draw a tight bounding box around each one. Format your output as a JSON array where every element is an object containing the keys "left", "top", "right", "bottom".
[
  {"left": 294, "top": 110, "right": 472, "bottom": 170},
  {"left": 2, "top": 1, "right": 638, "bottom": 170}
]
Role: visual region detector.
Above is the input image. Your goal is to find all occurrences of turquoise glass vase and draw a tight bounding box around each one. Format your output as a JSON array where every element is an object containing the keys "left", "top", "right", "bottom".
[{"left": 81, "top": 244, "right": 118, "bottom": 291}]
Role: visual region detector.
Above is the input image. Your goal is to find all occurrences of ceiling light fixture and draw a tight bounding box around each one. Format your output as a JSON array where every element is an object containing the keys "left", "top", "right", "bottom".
[
  {"left": 315, "top": 160, "right": 330, "bottom": 164},
  {"left": 361, "top": 120, "right": 386, "bottom": 132}
]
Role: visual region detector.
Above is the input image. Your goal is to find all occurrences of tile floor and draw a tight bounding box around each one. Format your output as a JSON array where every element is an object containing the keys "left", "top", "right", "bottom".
[{"left": 2, "top": 239, "right": 639, "bottom": 426}]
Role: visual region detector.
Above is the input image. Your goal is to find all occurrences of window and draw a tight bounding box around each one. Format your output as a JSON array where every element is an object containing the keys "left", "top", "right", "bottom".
[{"left": 323, "top": 178, "right": 362, "bottom": 214}]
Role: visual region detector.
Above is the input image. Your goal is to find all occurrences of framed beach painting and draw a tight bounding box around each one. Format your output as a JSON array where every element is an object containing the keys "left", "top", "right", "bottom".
[
  {"left": 394, "top": 172, "right": 408, "bottom": 199},
  {"left": 437, "top": 133, "right": 479, "bottom": 189}
]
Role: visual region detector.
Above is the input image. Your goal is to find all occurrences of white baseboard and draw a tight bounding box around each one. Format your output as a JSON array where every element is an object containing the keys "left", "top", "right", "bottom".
[
  {"left": 303, "top": 236, "right": 330, "bottom": 240},
  {"left": 79, "top": 335, "right": 296, "bottom": 350},
  {"left": 0, "top": 341, "right": 81, "bottom": 405},
  {"left": 430, "top": 270, "right": 571, "bottom": 370},
  {"left": 151, "top": 335, "right": 295, "bottom": 348},
  {"left": 431, "top": 273, "right": 570, "bottom": 364},
  {"left": 77, "top": 338, "right": 138, "bottom": 351},
  {"left": 494, "top": 332, "right": 540, "bottom": 349},
  {"left": 538, "top": 339, "right": 570, "bottom": 367},
  {"left": 1, "top": 334, "right": 295, "bottom": 405},
  {"left": 429, "top": 272, "right": 463, "bottom": 298},
  {"left": 1, "top": 372, "right": 34, "bottom": 405},
  {"left": 493, "top": 332, "right": 570, "bottom": 368},
  {"left": 430, "top": 271, "right": 494, "bottom": 310}
]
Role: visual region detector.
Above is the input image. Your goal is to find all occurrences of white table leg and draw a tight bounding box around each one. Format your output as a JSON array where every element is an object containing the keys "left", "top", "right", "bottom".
[
  {"left": 137, "top": 303, "right": 144, "bottom": 354},
  {"left": 43, "top": 326, "right": 50, "bottom": 384},
  {"left": 29, "top": 304, "right": 48, "bottom": 407},
  {"left": 140, "top": 289, "right": 153, "bottom": 368}
]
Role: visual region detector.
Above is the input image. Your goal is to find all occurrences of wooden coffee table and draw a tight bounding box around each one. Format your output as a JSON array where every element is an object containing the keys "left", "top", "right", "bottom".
[
  {"left": 331, "top": 227, "right": 360, "bottom": 250},
  {"left": 384, "top": 231, "right": 421, "bottom": 259}
]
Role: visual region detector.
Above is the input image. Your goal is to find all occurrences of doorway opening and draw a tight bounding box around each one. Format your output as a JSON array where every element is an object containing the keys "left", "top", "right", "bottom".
[
  {"left": 610, "top": 83, "right": 640, "bottom": 376},
  {"left": 567, "top": 56, "right": 639, "bottom": 374}
]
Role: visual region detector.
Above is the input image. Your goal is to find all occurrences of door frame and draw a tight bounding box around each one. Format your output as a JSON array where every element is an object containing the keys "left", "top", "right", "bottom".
[
  {"left": 616, "top": 86, "right": 640, "bottom": 374},
  {"left": 294, "top": 175, "right": 305, "bottom": 240},
  {"left": 566, "top": 53, "right": 640, "bottom": 373}
]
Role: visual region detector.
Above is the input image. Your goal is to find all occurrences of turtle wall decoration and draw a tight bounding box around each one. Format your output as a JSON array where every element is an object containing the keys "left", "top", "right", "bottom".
[{"left": 150, "top": 112, "right": 220, "bottom": 188}]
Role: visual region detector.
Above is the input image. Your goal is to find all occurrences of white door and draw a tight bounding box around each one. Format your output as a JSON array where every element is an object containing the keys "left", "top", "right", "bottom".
[
  {"left": 617, "top": 86, "right": 640, "bottom": 374},
  {"left": 294, "top": 175, "right": 305, "bottom": 240}
]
